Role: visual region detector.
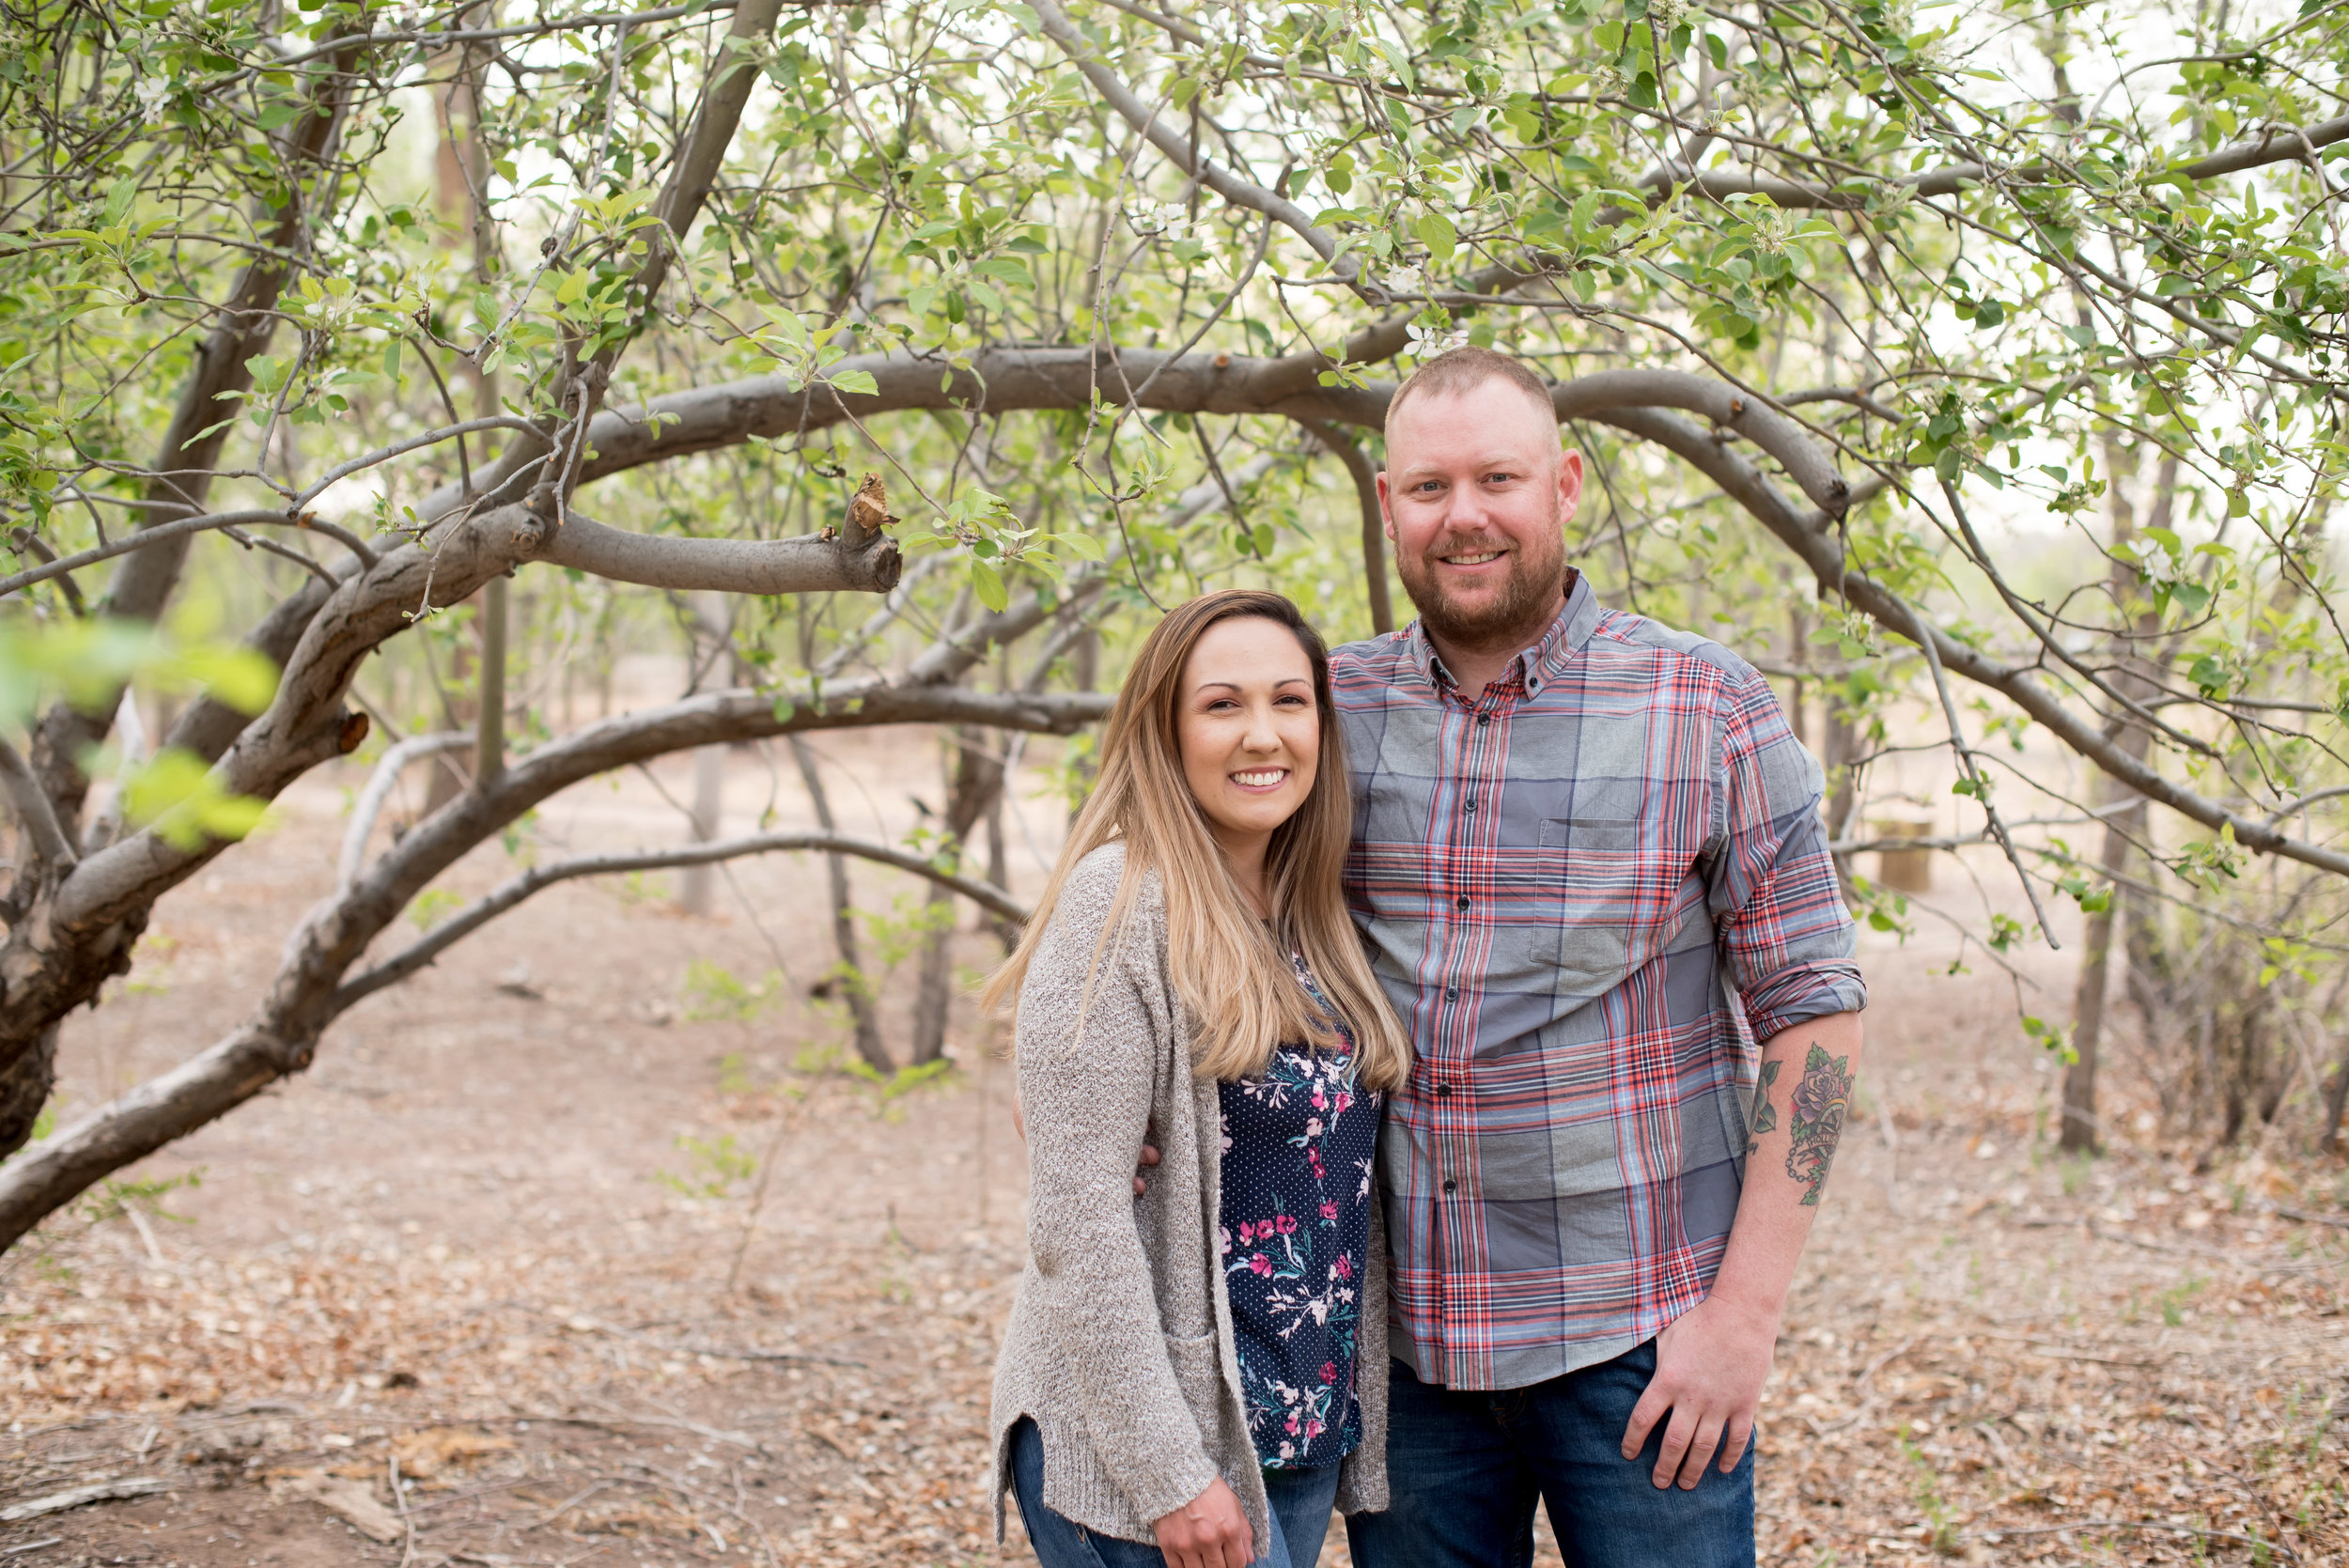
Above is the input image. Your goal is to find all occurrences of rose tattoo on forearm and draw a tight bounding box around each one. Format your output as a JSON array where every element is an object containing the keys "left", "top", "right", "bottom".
[{"left": 1781, "top": 1042, "right": 1853, "bottom": 1205}]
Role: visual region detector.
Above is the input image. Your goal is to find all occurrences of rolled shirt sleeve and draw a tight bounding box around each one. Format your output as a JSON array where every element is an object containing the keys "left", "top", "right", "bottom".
[{"left": 1706, "top": 664, "right": 1868, "bottom": 1042}]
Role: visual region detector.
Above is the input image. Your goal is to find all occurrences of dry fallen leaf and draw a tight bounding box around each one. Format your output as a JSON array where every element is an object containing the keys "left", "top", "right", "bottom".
[{"left": 391, "top": 1426, "right": 515, "bottom": 1479}]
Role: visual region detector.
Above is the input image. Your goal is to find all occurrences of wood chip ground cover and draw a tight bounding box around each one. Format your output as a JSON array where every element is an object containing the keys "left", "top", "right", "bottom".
[{"left": 0, "top": 768, "right": 2342, "bottom": 1566}]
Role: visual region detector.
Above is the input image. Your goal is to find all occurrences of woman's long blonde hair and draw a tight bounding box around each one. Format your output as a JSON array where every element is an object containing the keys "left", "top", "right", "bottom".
[{"left": 982, "top": 590, "right": 1411, "bottom": 1091}]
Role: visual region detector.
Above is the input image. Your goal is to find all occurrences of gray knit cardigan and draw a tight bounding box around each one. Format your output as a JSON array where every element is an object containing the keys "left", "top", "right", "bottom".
[{"left": 989, "top": 843, "right": 1391, "bottom": 1553}]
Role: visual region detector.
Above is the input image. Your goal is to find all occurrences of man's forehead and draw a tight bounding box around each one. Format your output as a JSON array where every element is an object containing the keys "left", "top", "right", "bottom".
[
  {"left": 1389, "top": 381, "right": 1559, "bottom": 450},
  {"left": 1388, "top": 404, "right": 1562, "bottom": 473}
]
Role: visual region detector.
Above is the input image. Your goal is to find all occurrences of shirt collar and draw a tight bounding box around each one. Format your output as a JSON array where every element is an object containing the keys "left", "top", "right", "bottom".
[{"left": 1408, "top": 568, "right": 1596, "bottom": 698}]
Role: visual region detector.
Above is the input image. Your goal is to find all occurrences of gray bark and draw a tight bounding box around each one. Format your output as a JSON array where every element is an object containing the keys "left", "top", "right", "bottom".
[{"left": 790, "top": 738, "right": 889, "bottom": 1073}]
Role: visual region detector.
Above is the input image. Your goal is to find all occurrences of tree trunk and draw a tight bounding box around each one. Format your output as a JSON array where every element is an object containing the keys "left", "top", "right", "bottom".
[
  {"left": 2061, "top": 449, "right": 2170, "bottom": 1153},
  {"left": 2323, "top": 1033, "right": 2349, "bottom": 1154},
  {"left": 679, "top": 744, "right": 725, "bottom": 917},
  {"left": 790, "top": 738, "right": 889, "bottom": 1072},
  {"left": 910, "top": 728, "right": 1006, "bottom": 1065}
]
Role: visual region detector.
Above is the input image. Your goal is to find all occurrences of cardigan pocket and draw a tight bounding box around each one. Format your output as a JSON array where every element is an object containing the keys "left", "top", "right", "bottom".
[{"left": 1161, "top": 1329, "right": 1223, "bottom": 1431}]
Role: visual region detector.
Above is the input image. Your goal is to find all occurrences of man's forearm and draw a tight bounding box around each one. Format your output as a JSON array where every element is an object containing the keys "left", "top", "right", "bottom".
[{"left": 1709, "top": 1011, "right": 1864, "bottom": 1321}]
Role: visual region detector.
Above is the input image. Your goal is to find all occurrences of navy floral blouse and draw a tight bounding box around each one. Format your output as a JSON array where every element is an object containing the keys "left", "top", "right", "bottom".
[{"left": 1217, "top": 957, "right": 1382, "bottom": 1470}]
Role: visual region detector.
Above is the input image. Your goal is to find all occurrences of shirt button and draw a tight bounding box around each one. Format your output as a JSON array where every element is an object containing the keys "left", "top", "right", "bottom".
[
  {"left": 1455, "top": 895, "right": 1470, "bottom": 911},
  {"left": 1442, "top": 1179, "right": 1457, "bottom": 1194},
  {"left": 1444, "top": 987, "right": 1458, "bottom": 1001},
  {"left": 1475, "top": 714, "right": 1490, "bottom": 727},
  {"left": 1463, "top": 799, "right": 1476, "bottom": 813},
  {"left": 1435, "top": 1084, "right": 1454, "bottom": 1098}
]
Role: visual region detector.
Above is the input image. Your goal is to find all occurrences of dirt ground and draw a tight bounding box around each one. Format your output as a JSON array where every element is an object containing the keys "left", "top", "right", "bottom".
[{"left": 2, "top": 736, "right": 2344, "bottom": 1568}]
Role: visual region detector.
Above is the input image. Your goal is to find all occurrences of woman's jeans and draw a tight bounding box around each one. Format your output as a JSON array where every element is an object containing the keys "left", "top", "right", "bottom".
[{"left": 1008, "top": 1417, "right": 1343, "bottom": 1568}]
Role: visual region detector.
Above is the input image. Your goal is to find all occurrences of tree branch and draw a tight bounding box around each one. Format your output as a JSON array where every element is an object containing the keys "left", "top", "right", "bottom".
[
  {"left": 569, "top": 351, "right": 1850, "bottom": 514},
  {"left": 0, "top": 736, "right": 76, "bottom": 874},
  {"left": 1029, "top": 0, "right": 1365, "bottom": 295},
  {"left": 1296, "top": 419, "right": 1392, "bottom": 636},
  {"left": 337, "top": 732, "right": 471, "bottom": 894},
  {"left": 1591, "top": 405, "right": 2349, "bottom": 880},
  {"left": 538, "top": 510, "right": 901, "bottom": 595},
  {"left": 334, "top": 831, "right": 1030, "bottom": 1011},
  {"left": 1636, "top": 112, "right": 2349, "bottom": 211}
]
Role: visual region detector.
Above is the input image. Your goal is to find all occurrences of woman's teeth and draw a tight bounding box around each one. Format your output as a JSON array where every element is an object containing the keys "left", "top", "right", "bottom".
[{"left": 1231, "top": 768, "right": 1288, "bottom": 788}]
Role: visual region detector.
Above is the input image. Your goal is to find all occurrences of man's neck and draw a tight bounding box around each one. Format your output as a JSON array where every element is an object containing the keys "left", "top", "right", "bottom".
[{"left": 1426, "top": 591, "right": 1567, "bottom": 698}]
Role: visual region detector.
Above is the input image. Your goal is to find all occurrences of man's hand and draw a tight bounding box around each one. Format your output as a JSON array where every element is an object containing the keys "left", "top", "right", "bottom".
[
  {"left": 1620, "top": 1292, "right": 1778, "bottom": 1489},
  {"left": 1153, "top": 1476, "right": 1253, "bottom": 1568},
  {"left": 1010, "top": 1092, "right": 1161, "bottom": 1196}
]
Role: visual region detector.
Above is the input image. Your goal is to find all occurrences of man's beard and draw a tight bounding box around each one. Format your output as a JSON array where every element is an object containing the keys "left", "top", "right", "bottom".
[{"left": 1394, "top": 518, "right": 1568, "bottom": 653}]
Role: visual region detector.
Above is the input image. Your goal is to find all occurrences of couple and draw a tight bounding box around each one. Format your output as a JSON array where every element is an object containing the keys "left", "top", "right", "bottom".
[{"left": 987, "top": 347, "right": 1868, "bottom": 1568}]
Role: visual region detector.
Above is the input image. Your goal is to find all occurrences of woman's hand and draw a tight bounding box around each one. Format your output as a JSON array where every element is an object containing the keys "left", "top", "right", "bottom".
[{"left": 1153, "top": 1477, "right": 1254, "bottom": 1568}]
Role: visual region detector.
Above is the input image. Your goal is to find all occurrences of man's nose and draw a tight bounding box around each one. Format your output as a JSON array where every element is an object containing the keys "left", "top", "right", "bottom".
[{"left": 1439, "top": 483, "right": 1490, "bottom": 534}]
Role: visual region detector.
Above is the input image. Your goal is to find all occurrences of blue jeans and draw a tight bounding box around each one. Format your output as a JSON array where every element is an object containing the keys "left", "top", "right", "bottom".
[
  {"left": 1346, "top": 1343, "right": 1755, "bottom": 1568},
  {"left": 1008, "top": 1417, "right": 1344, "bottom": 1567}
]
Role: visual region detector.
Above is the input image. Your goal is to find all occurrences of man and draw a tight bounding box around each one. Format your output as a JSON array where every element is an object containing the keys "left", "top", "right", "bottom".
[{"left": 1333, "top": 346, "right": 1865, "bottom": 1567}]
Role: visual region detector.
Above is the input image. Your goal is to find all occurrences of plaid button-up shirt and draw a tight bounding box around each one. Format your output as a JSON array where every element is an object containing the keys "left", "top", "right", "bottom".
[{"left": 1332, "top": 573, "right": 1865, "bottom": 1391}]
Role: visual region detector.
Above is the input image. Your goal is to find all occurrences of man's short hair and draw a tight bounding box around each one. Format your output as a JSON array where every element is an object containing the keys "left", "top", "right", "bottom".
[{"left": 1383, "top": 346, "right": 1559, "bottom": 443}]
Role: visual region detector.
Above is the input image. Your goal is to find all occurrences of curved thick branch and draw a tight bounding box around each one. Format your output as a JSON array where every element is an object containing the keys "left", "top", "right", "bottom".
[
  {"left": 0, "top": 677, "right": 1108, "bottom": 1248},
  {"left": 1594, "top": 406, "right": 2349, "bottom": 881},
  {"left": 541, "top": 510, "right": 901, "bottom": 595},
  {"left": 572, "top": 351, "right": 1851, "bottom": 514},
  {"left": 334, "top": 831, "right": 1030, "bottom": 1010}
]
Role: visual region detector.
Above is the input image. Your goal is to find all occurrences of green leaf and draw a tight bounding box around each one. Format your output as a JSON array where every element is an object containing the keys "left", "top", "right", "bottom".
[
  {"left": 1416, "top": 211, "right": 1457, "bottom": 262},
  {"left": 970, "top": 558, "right": 1008, "bottom": 613},
  {"left": 829, "top": 369, "right": 879, "bottom": 396}
]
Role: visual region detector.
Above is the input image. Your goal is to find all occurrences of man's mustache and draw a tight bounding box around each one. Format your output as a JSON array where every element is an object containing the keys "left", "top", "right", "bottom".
[{"left": 1420, "top": 534, "right": 1517, "bottom": 563}]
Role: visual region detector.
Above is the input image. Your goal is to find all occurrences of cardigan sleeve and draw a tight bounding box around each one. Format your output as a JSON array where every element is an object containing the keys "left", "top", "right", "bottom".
[{"left": 1016, "top": 847, "right": 1221, "bottom": 1527}]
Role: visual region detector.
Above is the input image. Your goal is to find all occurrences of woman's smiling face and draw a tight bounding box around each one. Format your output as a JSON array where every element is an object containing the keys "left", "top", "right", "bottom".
[{"left": 1174, "top": 614, "right": 1321, "bottom": 861}]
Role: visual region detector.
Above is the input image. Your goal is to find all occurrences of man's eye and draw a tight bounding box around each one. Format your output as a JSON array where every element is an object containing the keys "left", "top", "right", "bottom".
[{"left": 1485, "top": 472, "right": 1516, "bottom": 485}]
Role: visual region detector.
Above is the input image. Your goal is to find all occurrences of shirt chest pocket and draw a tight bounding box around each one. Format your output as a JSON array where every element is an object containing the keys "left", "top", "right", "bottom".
[{"left": 1540, "top": 816, "right": 1647, "bottom": 1002}]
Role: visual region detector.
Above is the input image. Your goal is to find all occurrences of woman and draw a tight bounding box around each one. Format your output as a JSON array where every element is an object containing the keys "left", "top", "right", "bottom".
[{"left": 988, "top": 589, "right": 1412, "bottom": 1568}]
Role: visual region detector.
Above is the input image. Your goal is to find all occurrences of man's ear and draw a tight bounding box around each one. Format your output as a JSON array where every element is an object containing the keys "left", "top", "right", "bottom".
[
  {"left": 1557, "top": 448, "right": 1586, "bottom": 525},
  {"left": 1377, "top": 468, "right": 1398, "bottom": 540}
]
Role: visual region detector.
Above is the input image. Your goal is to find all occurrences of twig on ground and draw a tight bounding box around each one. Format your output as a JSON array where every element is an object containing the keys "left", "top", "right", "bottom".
[{"left": 0, "top": 1477, "right": 168, "bottom": 1521}]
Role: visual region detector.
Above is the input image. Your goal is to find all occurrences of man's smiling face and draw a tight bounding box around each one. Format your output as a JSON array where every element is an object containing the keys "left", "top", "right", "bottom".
[{"left": 1377, "top": 377, "right": 1584, "bottom": 657}]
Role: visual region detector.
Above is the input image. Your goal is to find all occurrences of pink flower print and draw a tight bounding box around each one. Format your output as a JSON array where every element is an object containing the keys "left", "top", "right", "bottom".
[
  {"left": 1312, "top": 1086, "right": 1327, "bottom": 1110},
  {"left": 1237, "top": 1221, "right": 1253, "bottom": 1244},
  {"left": 1275, "top": 1214, "right": 1299, "bottom": 1235},
  {"left": 1334, "top": 1254, "right": 1353, "bottom": 1281},
  {"left": 1285, "top": 1413, "right": 1300, "bottom": 1435},
  {"left": 1220, "top": 1226, "right": 1232, "bottom": 1255},
  {"left": 1250, "top": 1253, "right": 1272, "bottom": 1275},
  {"left": 1320, "top": 1201, "right": 1339, "bottom": 1221},
  {"left": 1305, "top": 1419, "right": 1325, "bottom": 1440},
  {"left": 1319, "top": 1362, "right": 1337, "bottom": 1383}
]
